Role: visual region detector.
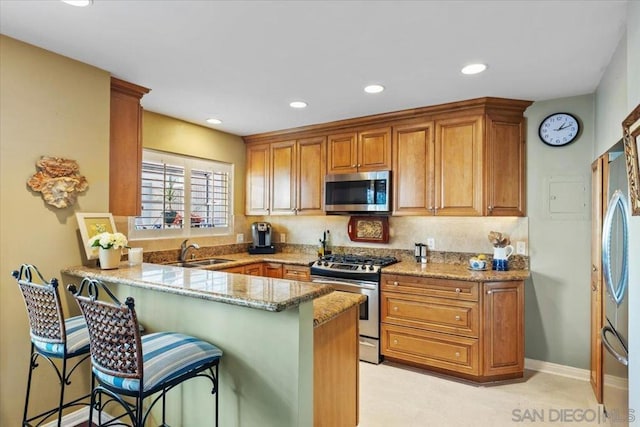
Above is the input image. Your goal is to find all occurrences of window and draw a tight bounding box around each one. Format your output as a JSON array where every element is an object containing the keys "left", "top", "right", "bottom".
[{"left": 129, "top": 150, "right": 233, "bottom": 239}]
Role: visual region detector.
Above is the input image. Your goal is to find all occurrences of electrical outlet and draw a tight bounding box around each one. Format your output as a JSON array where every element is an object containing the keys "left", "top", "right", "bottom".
[
  {"left": 427, "top": 238, "right": 435, "bottom": 250},
  {"left": 236, "top": 233, "right": 244, "bottom": 243},
  {"left": 516, "top": 241, "right": 526, "bottom": 255},
  {"left": 280, "top": 233, "right": 286, "bottom": 243}
]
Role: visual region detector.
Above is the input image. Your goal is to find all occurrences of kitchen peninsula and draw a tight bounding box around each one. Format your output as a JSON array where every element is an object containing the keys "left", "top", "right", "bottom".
[{"left": 61, "top": 262, "right": 362, "bottom": 427}]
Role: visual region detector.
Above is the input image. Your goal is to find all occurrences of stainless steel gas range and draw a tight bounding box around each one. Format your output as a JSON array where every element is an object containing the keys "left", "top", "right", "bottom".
[{"left": 310, "top": 253, "right": 398, "bottom": 364}]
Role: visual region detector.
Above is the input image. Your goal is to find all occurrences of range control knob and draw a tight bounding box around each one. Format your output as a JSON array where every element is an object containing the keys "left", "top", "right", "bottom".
[
  {"left": 368, "top": 265, "right": 375, "bottom": 271},
  {"left": 323, "top": 261, "right": 329, "bottom": 266}
]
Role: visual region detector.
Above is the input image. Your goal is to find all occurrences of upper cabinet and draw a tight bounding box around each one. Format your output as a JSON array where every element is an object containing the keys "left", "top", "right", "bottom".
[
  {"left": 246, "top": 137, "right": 326, "bottom": 216},
  {"left": 244, "top": 97, "right": 532, "bottom": 217},
  {"left": 327, "top": 127, "right": 391, "bottom": 174},
  {"left": 109, "top": 77, "right": 150, "bottom": 216},
  {"left": 485, "top": 113, "right": 527, "bottom": 216}
]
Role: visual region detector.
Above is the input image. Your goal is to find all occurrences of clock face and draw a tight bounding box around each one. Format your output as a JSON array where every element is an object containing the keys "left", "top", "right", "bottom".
[{"left": 539, "top": 113, "right": 580, "bottom": 147}]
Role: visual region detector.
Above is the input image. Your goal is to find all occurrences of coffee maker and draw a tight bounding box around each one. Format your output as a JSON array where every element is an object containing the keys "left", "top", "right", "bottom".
[{"left": 248, "top": 222, "right": 276, "bottom": 254}]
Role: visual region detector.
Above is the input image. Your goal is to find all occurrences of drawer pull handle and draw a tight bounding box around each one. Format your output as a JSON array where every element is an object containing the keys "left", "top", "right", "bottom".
[
  {"left": 393, "top": 306, "right": 399, "bottom": 311},
  {"left": 455, "top": 288, "right": 461, "bottom": 294},
  {"left": 455, "top": 315, "right": 461, "bottom": 321},
  {"left": 393, "top": 339, "right": 398, "bottom": 345},
  {"left": 393, "top": 281, "right": 399, "bottom": 286},
  {"left": 455, "top": 352, "right": 460, "bottom": 358}
]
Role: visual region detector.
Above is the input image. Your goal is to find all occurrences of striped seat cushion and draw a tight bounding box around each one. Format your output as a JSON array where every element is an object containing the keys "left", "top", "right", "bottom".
[
  {"left": 93, "top": 332, "right": 222, "bottom": 393},
  {"left": 31, "top": 315, "right": 90, "bottom": 358}
]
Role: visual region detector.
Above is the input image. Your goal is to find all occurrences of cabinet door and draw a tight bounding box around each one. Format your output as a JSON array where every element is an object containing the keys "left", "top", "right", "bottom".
[
  {"left": 483, "top": 281, "right": 524, "bottom": 376},
  {"left": 485, "top": 114, "right": 526, "bottom": 216},
  {"left": 263, "top": 263, "right": 283, "bottom": 278},
  {"left": 244, "top": 263, "right": 264, "bottom": 276},
  {"left": 296, "top": 137, "right": 326, "bottom": 215},
  {"left": 109, "top": 77, "right": 149, "bottom": 216},
  {"left": 434, "top": 116, "right": 483, "bottom": 216},
  {"left": 270, "top": 140, "right": 297, "bottom": 215},
  {"left": 357, "top": 127, "right": 392, "bottom": 172},
  {"left": 392, "top": 122, "right": 435, "bottom": 215},
  {"left": 222, "top": 265, "right": 245, "bottom": 274},
  {"left": 246, "top": 143, "right": 271, "bottom": 215},
  {"left": 327, "top": 132, "right": 358, "bottom": 174}
]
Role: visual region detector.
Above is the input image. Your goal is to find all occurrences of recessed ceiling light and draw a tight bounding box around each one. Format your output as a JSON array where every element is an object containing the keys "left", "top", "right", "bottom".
[
  {"left": 461, "top": 63, "right": 487, "bottom": 75},
  {"left": 364, "top": 84, "right": 385, "bottom": 94},
  {"left": 206, "top": 118, "right": 222, "bottom": 125},
  {"left": 61, "top": 0, "right": 93, "bottom": 6},
  {"left": 289, "top": 101, "right": 308, "bottom": 109}
]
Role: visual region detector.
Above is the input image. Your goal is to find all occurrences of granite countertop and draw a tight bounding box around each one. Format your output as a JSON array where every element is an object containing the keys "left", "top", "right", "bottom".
[
  {"left": 313, "top": 291, "right": 366, "bottom": 328},
  {"left": 61, "top": 263, "right": 332, "bottom": 312},
  {"left": 381, "top": 261, "right": 530, "bottom": 281}
]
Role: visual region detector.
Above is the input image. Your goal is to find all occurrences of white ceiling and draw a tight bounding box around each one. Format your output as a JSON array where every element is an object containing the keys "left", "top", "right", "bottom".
[{"left": 0, "top": 0, "right": 629, "bottom": 136}]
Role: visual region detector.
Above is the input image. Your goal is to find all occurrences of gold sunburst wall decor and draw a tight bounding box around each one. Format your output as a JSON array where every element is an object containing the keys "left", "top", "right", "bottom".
[{"left": 27, "top": 156, "right": 89, "bottom": 208}]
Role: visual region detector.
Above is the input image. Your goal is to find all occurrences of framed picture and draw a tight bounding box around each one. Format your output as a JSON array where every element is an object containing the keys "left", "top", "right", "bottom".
[
  {"left": 76, "top": 212, "right": 117, "bottom": 259},
  {"left": 622, "top": 104, "right": 640, "bottom": 215},
  {"left": 347, "top": 216, "right": 390, "bottom": 243}
]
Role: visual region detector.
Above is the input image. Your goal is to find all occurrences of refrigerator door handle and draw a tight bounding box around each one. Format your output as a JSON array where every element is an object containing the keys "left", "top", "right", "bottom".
[{"left": 601, "top": 325, "right": 629, "bottom": 366}]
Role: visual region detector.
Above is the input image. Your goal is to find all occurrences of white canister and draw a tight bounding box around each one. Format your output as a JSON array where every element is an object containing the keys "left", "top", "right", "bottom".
[{"left": 128, "top": 247, "right": 143, "bottom": 266}]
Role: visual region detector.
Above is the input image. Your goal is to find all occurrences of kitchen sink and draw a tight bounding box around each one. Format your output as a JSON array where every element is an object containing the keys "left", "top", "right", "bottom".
[{"left": 167, "top": 258, "right": 233, "bottom": 268}]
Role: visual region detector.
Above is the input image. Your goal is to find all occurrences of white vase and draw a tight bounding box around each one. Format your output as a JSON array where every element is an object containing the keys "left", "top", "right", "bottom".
[{"left": 99, "top": 247, "right": 121, "bottom": 269}]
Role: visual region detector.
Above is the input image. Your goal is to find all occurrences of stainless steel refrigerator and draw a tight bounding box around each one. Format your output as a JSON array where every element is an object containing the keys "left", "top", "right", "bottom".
[{"left": 601, "top": 150, "right": 630, "bottom": 425}]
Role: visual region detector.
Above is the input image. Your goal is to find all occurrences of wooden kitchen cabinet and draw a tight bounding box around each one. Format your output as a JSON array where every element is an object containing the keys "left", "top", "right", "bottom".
[
  {"left": 434, "top": 115, "right": 484, "bottom": 216},
  {"left": 381, "top": 273, "right": 524, "bottom": 382},
  {"left": 246, "top": 143, "right": 271, "bottom": 215},
  {"left": 244, "top": 97, "right": 532, "bottom": 217},
  {"left": 283, "top": 265, "right": 310, "bottom": 281},
  {"left": 327, "top": 127, "right": 391, "bottom": 174},
  {"left": 247, "top": 137, "right": 325, "bottom": 216},
  {"left": 244, "top": 263, "right": 264, "bottom": 276},
  {"left": 482, "top": 281, "right": 524, "bottom": 377},
  {"left": 263, "top": 262, "right": 283, "bottom": 278},
  {"left": 485, "top": 113, "right": 527, "bottom": 216},
  {"left": 392, "top": 121, "right": 435, "bottom": 215},
  {"left": 109, "top": 77, "right": 150, "bottom": 216}
]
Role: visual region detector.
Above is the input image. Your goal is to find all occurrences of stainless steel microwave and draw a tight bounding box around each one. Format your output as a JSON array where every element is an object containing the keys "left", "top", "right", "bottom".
[{"left": 325, "top": 170, "right": 391, "bottom": 213}]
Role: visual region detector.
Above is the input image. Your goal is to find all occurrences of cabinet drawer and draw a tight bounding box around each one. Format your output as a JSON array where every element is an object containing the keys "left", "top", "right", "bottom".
[
  {"left": 381, "top": 274, "right": 478, "bottom": 301},
  {"left": 381, "top": 292, "right": 479, "bottom": 338},
  {"left": 381, "top": 324, "right": 479, "bottom": 375},
  {"left": 283, "top": 265, "right": 310, "bottom": 281}
]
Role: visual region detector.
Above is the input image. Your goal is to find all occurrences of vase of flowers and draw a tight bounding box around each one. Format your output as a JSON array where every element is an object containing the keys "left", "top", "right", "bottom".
[{"left": 89, "top": 232, "right": 129, "bottom": 269}]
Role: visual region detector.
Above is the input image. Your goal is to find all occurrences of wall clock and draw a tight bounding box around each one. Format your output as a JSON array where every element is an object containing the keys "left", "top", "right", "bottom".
[{"left": 538, "top": 112, "right": 580, "bottom": 147}]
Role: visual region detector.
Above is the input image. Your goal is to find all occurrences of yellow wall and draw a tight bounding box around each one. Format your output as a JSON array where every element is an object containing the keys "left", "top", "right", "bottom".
[{"left": 0, "top": 35, "right": 110, "bottom": 424}]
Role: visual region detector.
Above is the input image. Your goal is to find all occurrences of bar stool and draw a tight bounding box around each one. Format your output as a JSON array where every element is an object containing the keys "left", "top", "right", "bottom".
[
  {"left": 68, "top": 277, "right": 222, "bottom": 426},
  {"left": 12, "top": 264, "right": 91, "bottom": 427}
]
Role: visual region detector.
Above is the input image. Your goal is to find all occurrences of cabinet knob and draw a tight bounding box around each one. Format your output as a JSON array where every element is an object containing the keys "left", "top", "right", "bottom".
[
  {"left": 357, "top": 164, "right": 361, "bottom": 168},
  {"left": 455, "top": 315, "right": 461, "bottom": 321},
  {"left": 393, "top": 281, "right": 399, "bottom": 286},
  {"left": 455, "top": 288, "right": 461, "bottom": 294},
  {"left": 393, "top": 306, "right": 399, "bottom": 312},
  {"left": 592, "top": 265, "right": 597, "bottom": 272},
  {"left": 393, "top": 339, "right": 398, "bottom": 345},
  {"left": 488, "top": 205, "right": 493, "bottom": 212},
  {"left": 351, "top": 164, "right": 357, "bottom": 168},
  {"left": 487, "top": 290, "right": 492, "bottom": 295},
  {"left": 455, "top": 352, "right": 460, "bottom": 358}
]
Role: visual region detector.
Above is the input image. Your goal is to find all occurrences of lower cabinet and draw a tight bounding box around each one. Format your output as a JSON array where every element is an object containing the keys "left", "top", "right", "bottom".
[
  {"left": 283, "top": 264, "right": 311, "bottom": 281},
  {"left": 221, "top": 262, "right": 310, "bottom": 281},
  {"left": 263, "top": 262, "right": 284, "bottom": 278},
  {"left": 381, "top": 273, "right": 523, "bottom": 381}
]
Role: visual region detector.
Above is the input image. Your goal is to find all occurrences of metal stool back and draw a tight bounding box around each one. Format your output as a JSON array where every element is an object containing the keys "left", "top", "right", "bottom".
[
  {"left": 12, "top": 264, "right": 91, "bottom": 427},
  {"left": 68, "top": 277, "right": 221, "bottom": 426}
]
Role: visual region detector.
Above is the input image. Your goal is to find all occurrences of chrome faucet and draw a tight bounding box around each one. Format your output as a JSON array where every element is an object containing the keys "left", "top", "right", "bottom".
[{"left": 180, "top": 239, "right": 200, "bottom": 262}]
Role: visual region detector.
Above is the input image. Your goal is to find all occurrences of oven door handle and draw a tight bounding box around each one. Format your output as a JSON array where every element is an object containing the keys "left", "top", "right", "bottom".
[{"left": 310, "top": 278, "right": 377, "bottom": 291}]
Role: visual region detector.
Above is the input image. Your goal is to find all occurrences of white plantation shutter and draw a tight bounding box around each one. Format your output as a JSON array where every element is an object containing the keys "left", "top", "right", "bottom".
[{"left": 130, "top": 150, "right": 233, "bottom": 238}]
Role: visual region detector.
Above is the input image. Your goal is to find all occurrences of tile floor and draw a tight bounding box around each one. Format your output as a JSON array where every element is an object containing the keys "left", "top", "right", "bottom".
[{"left": 359, "top": 361, "right": 611, "bottom": 427}]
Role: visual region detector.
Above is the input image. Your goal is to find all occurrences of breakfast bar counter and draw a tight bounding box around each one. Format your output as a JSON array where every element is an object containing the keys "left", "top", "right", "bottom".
[{"left": 61, "top": 263, "right": 335, "bottom": 427}]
